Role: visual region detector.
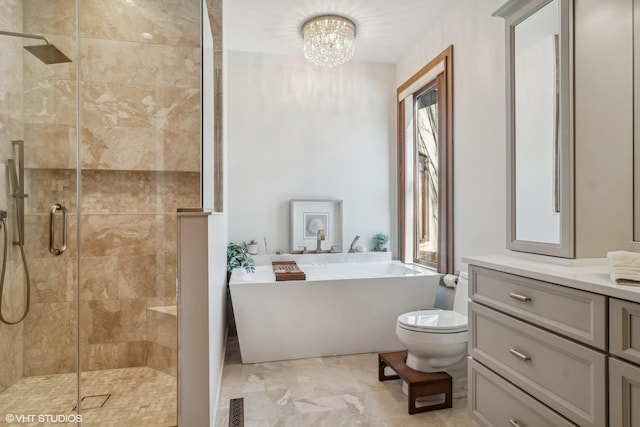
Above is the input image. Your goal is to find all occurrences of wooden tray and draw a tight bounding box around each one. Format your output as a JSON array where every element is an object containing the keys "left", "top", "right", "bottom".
[{"left": 272, "top": 261, "right": 306, "bottom": 281}]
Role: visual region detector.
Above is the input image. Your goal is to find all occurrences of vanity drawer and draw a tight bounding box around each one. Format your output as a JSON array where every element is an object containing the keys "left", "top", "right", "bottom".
[
  {"left": 469, "top": 359, "right": 577, "bottom": 427},
  {"left": 609, "top": 357, "right": 640, "bottom": 427},
  {"left": 610, "top": 298, "right": 640, "bottom": 365},
  {"left": 469, "top": 302, "right": 606, "bottom": 427},
  {"left": 469, "top": 266, "right": 606, "bottom": 349}
]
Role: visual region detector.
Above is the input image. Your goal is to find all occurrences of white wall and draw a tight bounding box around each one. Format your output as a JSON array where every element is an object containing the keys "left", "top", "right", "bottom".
[
  {"left": 227, "top": 51, "right": 396, "bottom": 254},
  {"left": 227, "top": 0, "right": 508, "bottom": 269},
  {"left": 396, "top": 0, "right": 507, "bottom": 273},
  {"left": 206, "top": 212, "right": 228, "bottom": 426}
]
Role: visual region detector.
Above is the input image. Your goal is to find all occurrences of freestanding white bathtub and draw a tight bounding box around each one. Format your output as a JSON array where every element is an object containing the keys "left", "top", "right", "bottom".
[{"left": 229, "top": 261, "right": 441, "bottom": 363}]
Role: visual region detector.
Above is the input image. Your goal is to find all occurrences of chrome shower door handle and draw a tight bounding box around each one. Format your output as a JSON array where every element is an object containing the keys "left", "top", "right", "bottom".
[{"left": 49, "top": 204, "right": 67, "bottom": 256}]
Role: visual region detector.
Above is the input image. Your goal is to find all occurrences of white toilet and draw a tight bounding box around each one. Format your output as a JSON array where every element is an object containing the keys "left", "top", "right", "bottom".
[{"left": 395, "top": 272, "right": 469, "bottom": 398}]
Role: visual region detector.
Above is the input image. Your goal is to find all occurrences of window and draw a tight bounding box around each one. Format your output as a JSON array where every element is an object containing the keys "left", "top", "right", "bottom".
[
  {"left": 397, "top": 46, "right": 453, "bottom": 273},
  {"left": 415, "top": 84, "right": 439, "bottom": 264}
]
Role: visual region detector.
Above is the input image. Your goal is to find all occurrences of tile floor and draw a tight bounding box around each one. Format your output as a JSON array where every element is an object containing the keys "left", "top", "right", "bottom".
[
  {"left": 215, "top": 337, "right": 478, "bottom": 426},
  {"left": 0, "top": 367, "right": 176, "bottom": 427}
]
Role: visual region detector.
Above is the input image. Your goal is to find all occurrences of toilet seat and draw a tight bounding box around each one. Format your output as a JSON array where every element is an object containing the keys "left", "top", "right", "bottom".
[{"left": 397, "top": 310, "right": 467, "bottom": 334}]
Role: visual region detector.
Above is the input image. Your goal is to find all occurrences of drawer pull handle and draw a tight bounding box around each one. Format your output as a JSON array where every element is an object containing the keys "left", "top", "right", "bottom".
[
  {"left": 509, "top": 348, "right": 531, "bottom": 361},
  {"left": 509, "top": 292, "right": 531, "bottom": 302},
  {"left": 509, "top": 420, "right": 522, "bottom": 427}
]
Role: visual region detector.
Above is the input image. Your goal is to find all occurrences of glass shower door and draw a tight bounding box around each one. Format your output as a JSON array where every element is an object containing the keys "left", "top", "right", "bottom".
[
  {"left": 0, "top": 0, "right": 201, "bottom": 424},
  {"left": 75, "top": 0, "right": 200, "bottom": 425}
]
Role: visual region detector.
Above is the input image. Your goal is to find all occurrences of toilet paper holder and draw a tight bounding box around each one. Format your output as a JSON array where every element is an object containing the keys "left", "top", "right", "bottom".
[{"left": 441, "top": 274, "right": 459, "bottom": 288}]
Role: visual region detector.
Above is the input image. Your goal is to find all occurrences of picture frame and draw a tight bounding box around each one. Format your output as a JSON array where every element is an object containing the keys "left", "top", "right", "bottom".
[
  {"left": 303, "top": 212, "right": 329, "bottom": 239},
  {"left": 290, "top": 200, "right": 343, "bottom": 253}
]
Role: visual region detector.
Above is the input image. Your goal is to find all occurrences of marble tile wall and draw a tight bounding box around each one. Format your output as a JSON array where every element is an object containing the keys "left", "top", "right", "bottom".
[
  {"left": 22, "top": 169, "right": 198, "bottom": 375},
  {"left": 0, "top": 0, "right": 26, "bottom": 394},
  {"left": 13, "top": 0, "right": 202, "bottom": 378},
  {"left": 0, "top": 0, "right": 201, "bottom": 386},
  {"left": 21, "top": 0, "right": 78, "bottom": 176},
  {"left": 21, "top": 0, "right": 201, "bottom": 173}
]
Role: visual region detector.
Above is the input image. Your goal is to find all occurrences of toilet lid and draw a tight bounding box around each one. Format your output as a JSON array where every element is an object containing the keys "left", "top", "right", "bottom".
[{"left": 397, "top": 310, "right": 467, "bottom": 333}]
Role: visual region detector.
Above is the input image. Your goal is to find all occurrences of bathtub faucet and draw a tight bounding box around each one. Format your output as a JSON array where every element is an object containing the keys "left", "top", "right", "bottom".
[
  {"left": 316, "top": 230, "right": 326, "bottom": 253},
  {"left": 348, "top": 235, "right": 360, "bottom": 253}
]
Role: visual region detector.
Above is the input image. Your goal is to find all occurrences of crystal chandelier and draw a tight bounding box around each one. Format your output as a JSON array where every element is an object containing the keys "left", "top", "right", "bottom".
[{"left": 302, "top": 15, "right": 356, "bottom": 68}]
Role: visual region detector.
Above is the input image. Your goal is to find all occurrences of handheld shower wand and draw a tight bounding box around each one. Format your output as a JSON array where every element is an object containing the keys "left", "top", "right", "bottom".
[
  {"left": 8, "top": 139, "right": 26, "bottom": 245},
  {"left": 0, "top": 141, "right": 32, "bottom": 325},
  {"left": 348, "top": 235, "right": 360, "bottom": 253}
]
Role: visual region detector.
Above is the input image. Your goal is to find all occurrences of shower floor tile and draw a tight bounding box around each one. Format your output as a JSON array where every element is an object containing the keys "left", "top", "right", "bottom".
[
  {"left": 0, "top": 367, "right": 176, "bottom": 427},
  {"left": 215, "top": 336, "right": 479, "bottom": 427}
]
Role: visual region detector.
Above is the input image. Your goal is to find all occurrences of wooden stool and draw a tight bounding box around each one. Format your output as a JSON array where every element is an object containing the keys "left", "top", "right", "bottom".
[{"left": 378, "top": 350, "right": 452, "bottom": 414}]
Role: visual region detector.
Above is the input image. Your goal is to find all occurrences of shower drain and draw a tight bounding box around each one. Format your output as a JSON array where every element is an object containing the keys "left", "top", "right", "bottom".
[
  {"left": 229, "top": 397, "right": 244, "bottom": 427},
  {"left": 72, "top": 393, "right": 111, "bottom": 411}
]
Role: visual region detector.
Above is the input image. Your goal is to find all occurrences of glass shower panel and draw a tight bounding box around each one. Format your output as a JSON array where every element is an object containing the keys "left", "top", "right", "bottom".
[
  {"left": 0, "top": 0, "right": 202, "bottom": 423},
  {"left": 0, "top": 0, "right": 80, "bottom": 421},
  {"left": 77, "top": 0, "right": 201, "bottom": 425}
]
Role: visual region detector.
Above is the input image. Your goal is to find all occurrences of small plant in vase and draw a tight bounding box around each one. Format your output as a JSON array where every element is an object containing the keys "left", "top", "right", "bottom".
[
  {"left": 373, "top": 233, "right": 390, "bottom": 252},
  {"left": 227, "top": 242, "right": 255, "bottom": 281}
]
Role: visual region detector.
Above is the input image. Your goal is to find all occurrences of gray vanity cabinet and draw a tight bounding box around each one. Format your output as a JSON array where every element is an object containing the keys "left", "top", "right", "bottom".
[
  {"left": 468, "top": 265, "right": 607, "bottom": 427},
  {"left": 469, "top": 265, "right": 606, "bottom": 347},
  {"left": 467, "top": 258, "right": 640, "bottom": 427},
  {"left": 610, "top": 357, "right": 640, "bottom": 427},
  {"left": 469, "top": 359, "right": 577, "bottom": 427},
  {"left": 495, "top": 0, "right": 633, "bottom": 258},
  {"left": 610, "top": 298, "right": 640, "bottom": 365},
  {"left": 610, "top": 298, "right": 640, "bottom": 426}
]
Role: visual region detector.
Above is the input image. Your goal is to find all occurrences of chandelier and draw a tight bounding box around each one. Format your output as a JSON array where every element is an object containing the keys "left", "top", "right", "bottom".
[{"left": 301, "top": 15, "right": 356, "bottom": 68}]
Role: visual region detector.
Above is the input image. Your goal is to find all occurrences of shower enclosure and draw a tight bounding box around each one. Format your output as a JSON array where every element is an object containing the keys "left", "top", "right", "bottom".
[{"left": 0, "top": 0, "right": 202, "bottom": 425}]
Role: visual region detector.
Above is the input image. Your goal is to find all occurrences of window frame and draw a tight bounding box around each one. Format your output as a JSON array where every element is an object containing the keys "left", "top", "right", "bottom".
[{"left": 397, "top": 46, "right": 454, "bottom": 274}]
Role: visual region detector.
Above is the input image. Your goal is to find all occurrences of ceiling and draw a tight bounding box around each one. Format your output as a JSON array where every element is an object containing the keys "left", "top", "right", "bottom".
[{"left": 224, "top": 0, "right": 457, "bottom": 64}]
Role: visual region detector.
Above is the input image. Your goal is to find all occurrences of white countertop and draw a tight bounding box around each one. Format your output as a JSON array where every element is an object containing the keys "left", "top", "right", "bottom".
[{"left": 462, "top": 254, "right": 640, "bottom": 303}]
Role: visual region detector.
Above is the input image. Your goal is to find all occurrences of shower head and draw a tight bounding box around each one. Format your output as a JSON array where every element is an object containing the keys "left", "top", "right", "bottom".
[
  {"left": 0, "top": 30, "right": 72, "bottom": 64},
  {"left": 23, "top": 44, "right": 72, "bottom": 64}
]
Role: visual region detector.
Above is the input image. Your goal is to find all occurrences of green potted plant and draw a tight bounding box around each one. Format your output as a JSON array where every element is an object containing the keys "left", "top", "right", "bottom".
[
  {"left": 373, "top": 233, "right": 390, "bottom": 251},
  {"left": 226, "top": 242, "right": 255, "bottom": 336},
  {"left": 227, "top": 242, "right": 255, "bottom": 280}
]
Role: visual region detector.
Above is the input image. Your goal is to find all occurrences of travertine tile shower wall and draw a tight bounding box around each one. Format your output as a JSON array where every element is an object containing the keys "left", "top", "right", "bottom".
[
  {"left": 20, "top": 0, "right": 200, "bottom": 376},
  {"left": 0, "top": 0, "right": 25, "bottom": 394}
]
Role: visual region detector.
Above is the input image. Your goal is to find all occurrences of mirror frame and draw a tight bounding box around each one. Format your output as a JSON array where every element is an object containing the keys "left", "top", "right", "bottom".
[{"left": 494, "top": 0, "right": 574, "bottom": 258}]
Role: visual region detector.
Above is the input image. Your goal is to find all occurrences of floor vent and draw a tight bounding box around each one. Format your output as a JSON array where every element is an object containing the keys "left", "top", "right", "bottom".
[
  {"left": 72, "top": 393, "right": 111, "bottom": 411},
  {"left": 229, "top": 397, "right": 244, "bottom": 427}
]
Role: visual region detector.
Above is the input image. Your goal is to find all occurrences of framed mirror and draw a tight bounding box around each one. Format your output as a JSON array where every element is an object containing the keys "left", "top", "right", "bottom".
[{"left": 495, "top": 0, "right": 574, "bottom": 257}]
